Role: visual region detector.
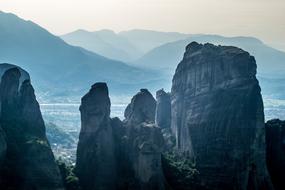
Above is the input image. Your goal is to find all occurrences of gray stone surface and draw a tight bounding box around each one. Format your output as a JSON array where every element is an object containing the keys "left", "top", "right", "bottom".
[
  {"left": 76, "top": 82, "right": 116, "bottom": 190},
  {"left": 124, "top": 89, "right": 156, "bottom": 126},
  {"left": 0, "top": 65, "right": 64, "bottom": 190},
  {"left": 171, "top": 42, "right": 272, "bottom": 190},
  {"left": 155, "top": 89, "right": 171, "bottom": 129}
]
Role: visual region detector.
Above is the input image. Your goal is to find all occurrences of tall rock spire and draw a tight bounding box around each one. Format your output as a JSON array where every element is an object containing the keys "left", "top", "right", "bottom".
[
  {"left": 76, "top": 82, "right": 116, "bottom": 190},
  {"left": 171, "top": 42, "right": 273, "bottom": 189}
]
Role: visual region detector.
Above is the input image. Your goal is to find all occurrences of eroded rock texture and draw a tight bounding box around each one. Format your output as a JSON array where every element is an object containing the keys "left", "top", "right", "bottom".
[
  {"left": 266, "top": 119, "right": 285, "bottom": 190},
  {"left": 124, "top": 89, "right": 156, "bottom": 125},
  {"left": 77, "top": 85, "right": 165, "bottom": 190},
  {"left": 155, "top": 89, "right": 171, "bottom": 129},
  {"left": 155, "top": 89, "right": 175, "bottom": 150},
  {"left": 171, "top": 42, "right": 272, "bottom": 190},
  {"left": 123, "top": 89, "right": 165, "bottom": 190},
  {"left": 76, "top": 83, "right": 116, "bottom": 190},
  {"left": 0, "top": 64, "right": 64, "bottom": 190}
]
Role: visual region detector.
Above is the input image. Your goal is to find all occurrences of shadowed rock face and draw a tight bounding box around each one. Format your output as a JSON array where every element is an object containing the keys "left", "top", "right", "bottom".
[
  {"left": 171, "top": 42, "right": 272, "bottom": 190},
  {"left": 123, "top": 89, "right": 165, "bottom": 190},
  {"left": 0, "top": 128, "right": 6, "bottom": 167},
  {"left": 76, "top": 85, "right": 165, "bottom": 190},
  {"left": 155, "top": 89, "right": 171, "bottom": 129},
  {"left": 124, "top": 89, "right": 156, "bottom": 125},
  {"left": 76, "top": 82, "right": 116, "bottom": 190},
  {"left": 0, "top": 65, "right": 64, "bottom": 190},
  {"left": 266, "top": 119, "right": 285, "bottom": 190}
]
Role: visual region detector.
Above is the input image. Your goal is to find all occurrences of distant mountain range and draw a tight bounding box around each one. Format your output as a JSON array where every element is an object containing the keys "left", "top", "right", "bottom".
[
  {"left": 0, "top": 11, "right": 167, "bottom": 98},
  {"left": 1, "top": 11, "right": 285, "bottom": 100},
  {"left": 61, "top": 29, "right": 190, "bottom": 62},
  {"left": 134, "top": 35, "right": 285, "bottom": 77},
  {"left": 61, "top": 28, "right": 285, "bottom": 79}
]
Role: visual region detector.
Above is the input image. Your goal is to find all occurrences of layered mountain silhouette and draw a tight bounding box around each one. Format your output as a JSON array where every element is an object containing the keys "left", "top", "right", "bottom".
[
  {"left": 0, "top": 11, "right": 166, "bottom": 97},
  {"left": 61, "top": 29, "right": 141, "bottom": 62},
  {"left": 61, "top": 29, "right": 190, "bottom": 62},
  {"left": 134, "top": 35, "right": 285, "bottom": 77}
]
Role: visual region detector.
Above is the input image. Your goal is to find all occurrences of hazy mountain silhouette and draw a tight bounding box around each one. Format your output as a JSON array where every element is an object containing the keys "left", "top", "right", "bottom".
[
  {"left": 0, "top": 11, "right": 166, "bottom": 97},
  {"left": 118, "top": 29, "right": 190, "bottom": 54},
  {"left": 134, "top": 35, "right": 285, "bottom": 77},
  {"left": 61, "top": 29, "right": 190, "bottom": 62},
  {"left": 61, "top": 29, "right": 142, "bottom": 62}
]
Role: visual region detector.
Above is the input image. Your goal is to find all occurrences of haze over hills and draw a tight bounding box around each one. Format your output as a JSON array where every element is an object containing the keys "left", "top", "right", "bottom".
[
  {"left": 0, "top": 11, "right": 167, "bottom": 99},
  {"left": 134, "top": 35, "right": 285, "bottom": 78},
  {"left": 61, "top": 29, "right": 142, "bottom": 62},
  {"left": 61, "top": 28, "right": 285, "bottom": 79},
  {"left": 61, "top": 29, "right": 190, "bottom": 62}
]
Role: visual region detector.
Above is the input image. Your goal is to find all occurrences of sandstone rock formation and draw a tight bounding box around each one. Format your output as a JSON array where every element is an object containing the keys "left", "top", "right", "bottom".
[
  {"left": 124, "top": 89, "right": 156, "bottom": 125},
  {"left": 0, "top": 64, "right": 64, "bottom": 190},
  {"left": 155, "top": 89, "right": 171, "bottom": 129},
  {"left": 155, "top": 89, "right": 175, "bottom": 150},
  {"left": 266, "top": 119, "right": 285, "bottom": 190},
  {"left": 76, "top": 85, "right": 165, "bottom": 190},
  {"left": 123, "top": 89, "right": 165, "bottom": 190},
  {"left": 76, "top": 82, "right": 116, "bottom": 190},
  {"left": 171, "top": 42, "right": 272, "bottom": 189}
]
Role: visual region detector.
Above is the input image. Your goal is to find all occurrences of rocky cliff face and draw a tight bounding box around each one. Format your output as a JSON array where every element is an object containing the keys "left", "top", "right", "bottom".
[
  {"left": 171, "top": 42, "right": 272, "bottom": 189},
  {"left": 266, "top": 119, "right": 285, "bottom": 190},
  {"left": 76, "top": 85, "right": 165, "bottom": 190},
  {"left": 155, "top": 89, "right": 171, "bottom": 129},
  {"left": 76, "top": 83, "right": 116, "bottom": 190},
  {"left": 0, "top": 64, "right": 64, "bottom": 190},
  {"left": 124, "top": 89, "right": 156, "bottom": 125},
  {"left": 124, "top": 89, "right": 165, "bottom": 190}
]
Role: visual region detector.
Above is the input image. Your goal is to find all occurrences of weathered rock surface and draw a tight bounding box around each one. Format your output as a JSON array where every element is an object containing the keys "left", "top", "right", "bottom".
[
  {"left": 155, "top": 89, "right": 171, "bottom": 129},
  {"left": 155, "top": 89, "right": 175, "bottom": 151},
  {"left": 76, "top": 82, "right": 116, "bottom": 190},
  {"left": 124, "top": 89, "right": 156, "bottom": 125},
  {"left": 171, "top": 42, "right": 272, "bottom": 189},
  {"left": 266, "top": 119, "right": 285, "bottom": 190},
  {"left": 0, "top": 127, "right": 6, "bottom": 167},
  {"left": 76, "top": 85, "right": 165, "bottom": 190},
  {"left": 123, "top": 89, "right": 165, "bottom": 190},
  {"left": 0, "top": 64, "right": 64, "bottom": 190}
]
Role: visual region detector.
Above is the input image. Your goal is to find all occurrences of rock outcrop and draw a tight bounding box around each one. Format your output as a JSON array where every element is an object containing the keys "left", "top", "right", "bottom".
[
  {"left": 266, "top": 119, "right": 285, "bottom": 190},
  {"left": 76, "top": 83, "right": 116, "bottom": 190},
  {"left": 124, "top": 89, "right": 156, "bottom": 125},
  {"left": 0, "top": 64, "right": 64, "bottom": 190},
  {"left": 155, "top": 89, "right": 171, "bottom": 129},
  {"left": 155, "top": 89, "right": 175, "bottom": 150},
  {"left": 76, "top": 85, "right": 165, "bottom": 190},
  {"left": 171, "top": 42, "right": 272, "bottom": 189},
  {"left": 123, "top": 89, "right": 165, "bottom": 190}
]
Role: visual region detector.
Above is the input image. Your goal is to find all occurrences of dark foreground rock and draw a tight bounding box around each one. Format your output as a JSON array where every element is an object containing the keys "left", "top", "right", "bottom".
[
  {"left": 76, "top": 85, "right": 165, "bottom": 190},
  {"left": 155, "top": 89, "right": 171, "bottom": 129},
  {"left": 124, "top": 89, "right": 156, "bottom": 126},
  {"left": 0, "top": 64, "right": 64, "bottom": 190},
  {"left": 266, "top": 119, "right": 285, "bottom": 190},
  {"left": 171, "top": 42, "right": 272, "bottom": 190},
  {"left": 76, "top": 83, "right": 116, "bottom": 190}
]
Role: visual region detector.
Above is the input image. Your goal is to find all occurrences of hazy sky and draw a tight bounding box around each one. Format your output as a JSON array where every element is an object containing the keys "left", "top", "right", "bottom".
[{"left": 1, "top": 0, "right": 285, "bottom": 51}]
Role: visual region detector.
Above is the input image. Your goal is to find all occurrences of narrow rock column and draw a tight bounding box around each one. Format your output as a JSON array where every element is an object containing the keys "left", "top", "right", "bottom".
[
  {"left": 76, "top": 82, "right": 116, "bottom": 190},
  {"left": 155, "top": 89, "right": 171, "bottom": 129},
  {"left": 124, "top": 89, "right": 165, "bottom": 190}
]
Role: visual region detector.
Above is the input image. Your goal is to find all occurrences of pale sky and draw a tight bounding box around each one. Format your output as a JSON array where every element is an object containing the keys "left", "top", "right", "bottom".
[{"left": 1, "top": 0, "right": 285, "bottom": 51}]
